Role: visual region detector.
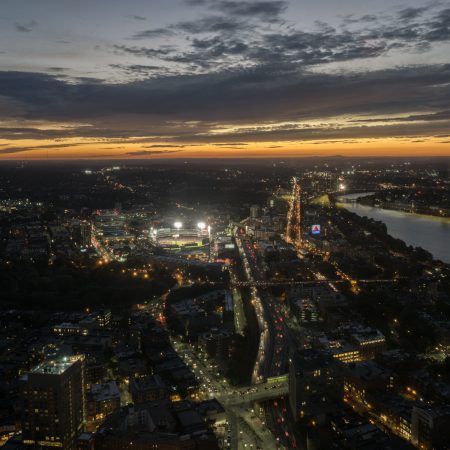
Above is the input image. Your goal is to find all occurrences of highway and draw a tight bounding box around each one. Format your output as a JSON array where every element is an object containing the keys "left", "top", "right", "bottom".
[{"left": 237, "top": 237, "right": 299, "bottom": 449}]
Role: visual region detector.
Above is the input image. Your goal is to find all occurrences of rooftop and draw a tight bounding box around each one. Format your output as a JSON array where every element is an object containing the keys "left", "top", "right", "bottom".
[
  {"left": 90, "top": 381, "right": 120, "bottom": 402},
  {"left": 30, "top": 355, "right": 83, "bottom": 376}
]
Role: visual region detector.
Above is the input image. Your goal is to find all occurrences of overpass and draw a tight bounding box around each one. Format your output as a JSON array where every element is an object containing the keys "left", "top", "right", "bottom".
[
  {"left": 231, "top": 278, "right": 402, "bottom": 288},
  {"left": 217, "top": 377, "right": 289, "bottom": 407}
]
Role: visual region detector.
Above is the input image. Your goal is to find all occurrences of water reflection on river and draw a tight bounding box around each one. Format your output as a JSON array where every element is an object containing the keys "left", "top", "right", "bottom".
[{"left": 336, "top": 193, "right": 450, "bottom": 263}]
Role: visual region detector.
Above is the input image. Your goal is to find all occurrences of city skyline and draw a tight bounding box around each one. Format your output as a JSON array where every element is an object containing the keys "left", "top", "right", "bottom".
[
  {"left": 1, "top": 160, "right": 449, "bottom": 449},
  {"left": 0, "top": 0, "right": 450, "bottom": 159}
]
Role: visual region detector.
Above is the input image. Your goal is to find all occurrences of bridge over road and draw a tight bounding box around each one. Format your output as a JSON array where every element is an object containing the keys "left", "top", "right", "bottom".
[
  {"left": 231, "top": 278, "right": 403, "bottom": 288},
  {"left": 216, "top": 378, "right": 289, "bottom": 407}
]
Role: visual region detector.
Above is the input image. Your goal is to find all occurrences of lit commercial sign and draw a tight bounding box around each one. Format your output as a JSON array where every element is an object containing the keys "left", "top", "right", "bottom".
[{"left": 311, "top": 224, "right": 321, "bottom": 235}]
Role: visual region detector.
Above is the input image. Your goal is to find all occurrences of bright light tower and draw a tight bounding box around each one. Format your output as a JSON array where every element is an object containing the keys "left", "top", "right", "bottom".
[
  {"left": 207, "top": 225, "right": 212, "bottom": 261},
  {"left": 197, "top": 222, "right": 206, "bottom": 231},
  {"left": 174, "top": 221, "right": 183, "bottom": 229}
]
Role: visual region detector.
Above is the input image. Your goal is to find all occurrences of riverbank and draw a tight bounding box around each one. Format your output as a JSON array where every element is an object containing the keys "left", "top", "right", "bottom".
[
  {"left": 335, "top": 194, "right": 450, "bottom": 263},
  {"left": 336, "top": 201, "right": 450, "bottom": 225},
  {"left": 358, "top": 195, "right": 450, "bottom": 219}
]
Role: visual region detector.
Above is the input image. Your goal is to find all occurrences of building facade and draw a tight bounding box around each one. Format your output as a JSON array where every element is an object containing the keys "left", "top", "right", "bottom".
[{"left": 20, "top": 355, "right": 86, "bottom": 449}]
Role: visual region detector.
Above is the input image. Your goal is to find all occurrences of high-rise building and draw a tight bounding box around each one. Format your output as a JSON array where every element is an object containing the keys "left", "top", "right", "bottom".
[
  {"left": 72, "top": 220, "right": 92, "bottom": 248},
  {"left": 411, "top": 406, "right": 450, "bottom": 450},
  {"left": 289, "top": 350, "right": 339, "bottom": 424},
  {"left": 20, "top": 355, "right": 86, "bottom": 449}
]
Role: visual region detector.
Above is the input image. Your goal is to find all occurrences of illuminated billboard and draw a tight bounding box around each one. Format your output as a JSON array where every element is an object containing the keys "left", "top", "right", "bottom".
[{"left": 311, "top": 224, "right": 321, "bottom": 235}]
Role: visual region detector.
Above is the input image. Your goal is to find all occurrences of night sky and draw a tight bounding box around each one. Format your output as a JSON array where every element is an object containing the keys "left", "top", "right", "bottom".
[{"left": 1, "top": 0, "right": 450, "bottom": 159}]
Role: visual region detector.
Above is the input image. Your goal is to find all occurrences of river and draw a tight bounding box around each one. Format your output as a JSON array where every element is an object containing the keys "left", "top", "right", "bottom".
[{"left": 336, "top": 193, "right": 450, "bottom": 263}]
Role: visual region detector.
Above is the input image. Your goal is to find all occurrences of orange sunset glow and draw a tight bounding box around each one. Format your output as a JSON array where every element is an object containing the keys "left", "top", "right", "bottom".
[{"left": 1, "top": 137, "right": 449, "bottom": 159}]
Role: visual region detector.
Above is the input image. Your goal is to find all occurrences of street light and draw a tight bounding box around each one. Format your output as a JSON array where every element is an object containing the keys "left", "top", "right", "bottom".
[
  {"left": 174, "top": 221, "right": 182, "bottom": 229},
  {"left": 197, "top": 222, "right": 206, "bottom": 230}
]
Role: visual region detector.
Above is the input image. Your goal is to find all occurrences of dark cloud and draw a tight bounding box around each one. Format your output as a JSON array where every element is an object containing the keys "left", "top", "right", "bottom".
[
  {"left": 352, "top": 110, "right": 450, "bottom": 123},
  {"left": 0, "top": 60, "right": 449, "bottom": 145},
  {"left": 426, "top": 8, "right": 450, "bottom": 41},
  {"left": 14, "top": 20, "right": 37, "bottom": 33},
  {"left": 122, "top": 25, "right": 387, "bottom": 69},
  {"left": 165, "top": 36, "right": 248, "bottom": 69},
  {"left": 118, "top": 4, "right": 450, "bottom": 74},
  {"left": 0, "top": 143, "right": 80, "bottom": 155},
  {"left": 47, "top": 67, "right": 68, "bottom": 73},
  {"left": 113, "top": 45, "right": 174, "bottom": 58},
  {"left": 184, "top": 0, "right": 207, "bottom": 5},
  {"left": 398, "top": 7, "right": 428, "bottom": 21},
  {"left": 125, "top": 149, "right": 182, "bottom": 156},
  {"left": 0, "top": 147, "right": 34, "bottom": 155},
  {"left": 211, "top": 1, "right": 288, "bottom": 22},
  {"left": 255, "top": 30, "right": 389, "bottom": 66},
  {"left": 128, "top": 15, "right": 147, "bottom": 21},
  {"left": 184, "top": 0, "right": 287, "bottom": 21},
  {"left": 144, "top": 144, "right": 188, "bottom": 148},
  {"left": 175, "top": 16, "right": 246, "bottom": 34},
  {"left": 109, "top": 64, "right": 164, "bottom": 75},
  {"left": 86, "top": 153, "right": 123, "bottom": 158},
  {"left": 131, "top": 3, "right": 267, "bottom": 41},
  {"left": 341, "top": 14, "right": 379, "bottom": 25},
  {"left": 210, "top": 145, "right": 247, "bottom": 149},
  {"left": 343, "top": 5, "right": 450, "bottom": 46},
  {"left": 131, "top": 28, "right": 175, "bottom": 39},
  {"left": 214, "top": 143, "right": 248, "bottom": 146},
  {"left": 254, "top": 6, "right": 450, "bottom": 66}
]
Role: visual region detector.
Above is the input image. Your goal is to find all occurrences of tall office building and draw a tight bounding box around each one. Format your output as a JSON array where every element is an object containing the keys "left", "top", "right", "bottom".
[{"left": 20, "top": 355, "right": 86, "bottom": 449}]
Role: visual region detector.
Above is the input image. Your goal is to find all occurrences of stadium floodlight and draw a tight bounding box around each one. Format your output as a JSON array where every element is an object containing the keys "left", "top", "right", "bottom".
[
  {"left": 174, "top": 221, "right": 183, "bottom": 229},
  {"left": 197, "top": 222, "right": 206, "bottom": 230}
]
